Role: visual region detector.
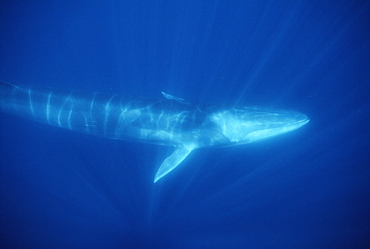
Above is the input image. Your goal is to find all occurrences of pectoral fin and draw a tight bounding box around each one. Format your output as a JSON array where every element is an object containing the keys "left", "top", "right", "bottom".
[{"left": 154, "top": 147, "right": 194, "bottom": 183}]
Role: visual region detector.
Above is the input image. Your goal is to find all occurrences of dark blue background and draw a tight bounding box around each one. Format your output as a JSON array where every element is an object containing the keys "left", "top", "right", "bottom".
[{"left": 0, "top": 0, "right": 369, "bottom": 248}]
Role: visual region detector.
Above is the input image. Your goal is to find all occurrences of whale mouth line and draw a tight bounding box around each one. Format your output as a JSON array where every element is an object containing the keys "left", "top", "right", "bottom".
[
  {"left": 295, "top": 118, "right": 310, "bottom": 126},
  {"left": 239, "top": 117, "right": 310, "bottom": 144},
  {"left": 285, "top": 117, "right": 310, "bottom": 130}
]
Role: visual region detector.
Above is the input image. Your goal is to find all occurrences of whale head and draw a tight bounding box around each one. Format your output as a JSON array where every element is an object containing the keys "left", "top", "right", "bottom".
[{"left": 210, "top": 107, "right": 309, "bottom": 145}]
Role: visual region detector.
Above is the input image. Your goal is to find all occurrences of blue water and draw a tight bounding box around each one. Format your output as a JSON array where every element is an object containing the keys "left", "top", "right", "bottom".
[{"left": 0, "top": 0, "right": 369, "bottom": 248}]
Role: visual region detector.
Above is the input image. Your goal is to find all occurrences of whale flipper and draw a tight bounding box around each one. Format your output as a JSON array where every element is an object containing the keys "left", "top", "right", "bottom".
[{"left": 154, "top": 146, "right": 195, "bottom": 183}]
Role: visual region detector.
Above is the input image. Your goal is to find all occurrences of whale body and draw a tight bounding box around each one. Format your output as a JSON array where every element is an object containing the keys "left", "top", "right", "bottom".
[{"left": 0, "top": 81, "right": 309, "bottom": 182}]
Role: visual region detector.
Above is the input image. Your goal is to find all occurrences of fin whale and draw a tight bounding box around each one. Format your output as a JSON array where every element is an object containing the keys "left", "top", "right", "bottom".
[{"left": 0, "top": 81, "right": 309, "bottom": 182}]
